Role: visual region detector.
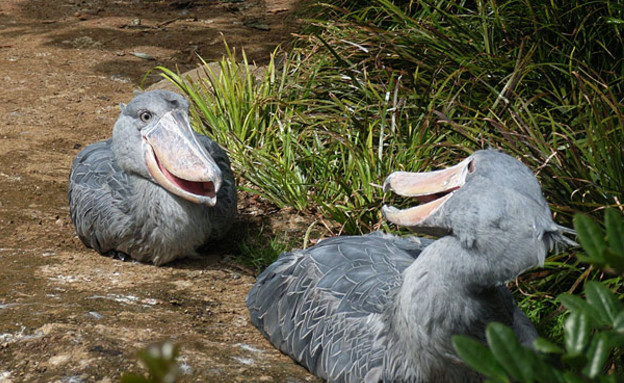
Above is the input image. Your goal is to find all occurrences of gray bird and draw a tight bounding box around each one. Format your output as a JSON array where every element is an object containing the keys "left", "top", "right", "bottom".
[
  {"left": 246, "top": 150, "right": 573, "bottom": 382},
  {"left": 69, "top": 90, "right": 236, "bottom": 266}
]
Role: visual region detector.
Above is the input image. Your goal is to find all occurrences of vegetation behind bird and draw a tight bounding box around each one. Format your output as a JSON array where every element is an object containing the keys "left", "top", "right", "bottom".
[{"left": 153, "top": 0, "right": 623, "bottom": 344}]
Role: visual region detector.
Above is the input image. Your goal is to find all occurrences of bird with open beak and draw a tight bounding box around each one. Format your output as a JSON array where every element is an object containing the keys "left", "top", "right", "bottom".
[
  {"left": 69, "top": 90, "right": 236, "bottom": 265},
  {"left": 247, "top": 150, "right": 574, "bottom": 382}
]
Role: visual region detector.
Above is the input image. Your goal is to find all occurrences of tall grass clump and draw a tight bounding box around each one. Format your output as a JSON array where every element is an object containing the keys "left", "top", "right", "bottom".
[
  {"left": 287, "top": 0, "right": 624, "bottom": 338},
  {"left": 171, "top": 1, "right": 623, "bottom": 233},
  {"left": 301, "top": 0, "right": 624, "bottom": 223},
  {"left": 154, "top": 44, "right": 451, "bottom": 233},
  {"left": 153, "top": 49, "right": 313, "bottom": 212},
  {"left": 154, "top": 1, "right": 623, "bottom": 234},
  {"left": 154, "top": 0, "right": 623, "bottom": 338}
]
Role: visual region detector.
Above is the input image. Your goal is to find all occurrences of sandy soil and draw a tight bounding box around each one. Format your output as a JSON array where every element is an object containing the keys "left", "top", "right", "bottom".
[{"left": 0, "top": 1, "right": 321, "bottom": 381}]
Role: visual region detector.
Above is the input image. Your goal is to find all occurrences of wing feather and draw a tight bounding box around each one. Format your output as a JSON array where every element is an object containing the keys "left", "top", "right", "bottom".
[
  {"left": 246, "top": 232, "right": 431, "bottom": 382},
  {"left": 68, "top": 140, "right": 132, "bottom": 254}
]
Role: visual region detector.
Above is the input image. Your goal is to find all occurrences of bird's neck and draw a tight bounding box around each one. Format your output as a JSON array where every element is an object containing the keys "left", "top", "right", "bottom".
[
  {"left": 128, "top": 176, "right": 189, "bottom": 219},
  {"left": 383, "top": 235, "right": 525, "bottom": 380}
]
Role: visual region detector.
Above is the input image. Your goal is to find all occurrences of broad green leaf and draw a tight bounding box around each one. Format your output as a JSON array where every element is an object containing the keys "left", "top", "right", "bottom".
[
  {"left": 584, "top": 281, "right": 622, "bottom": 325},
  {"left": 614, "top": 311, "right": 624, "bottom": 332},
  {"left": 533, "top": 337, "right": 563, "bottom": 354},
  {"left": 558, "top": 294, "right": 599, "bottom": 324},
  {"left": 603, "top": 248, "right": 624, "bottom": 273},
  {"left": 532, "top": 353, "right": 567, "bottom": 383},
  {"left": 574, "top": 214, "right": 606, "bottom": 263},
  {"left": 596, "top": 376, "right": 618, "bottom": 383},
  {"left": 604, "top": 209, "right": 624, "bottom": 273},
  {"left": 452, "top": 335, "right": 509, "bottom": 382},
  {"left": 574, "top": 254, "right": 606, "bottom": 268},
  {"left": 561, "top": 371, "right": 588, "bottom": 383},
  {"left": 486, "top": 323, "right": 534, "bottom": 382},
  {"left": 561, "top": 352, "right": 588, "bottom": 370},
  {"left": 605, "top": 209, "right": 624, "bottom": 256},
  {"left": 605, "top": 330, "right": 624, "bottom": 345},
  {"left": 582, "top": 332, "right": 611, "bottom": 378},
  {"left": 564, "top": 312, "right": 591, "bottom": 355}
]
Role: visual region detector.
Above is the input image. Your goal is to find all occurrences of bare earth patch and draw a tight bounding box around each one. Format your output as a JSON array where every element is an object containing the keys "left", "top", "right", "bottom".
[{"left": 0, "top": 0, "right": 321, "bottom": 381}]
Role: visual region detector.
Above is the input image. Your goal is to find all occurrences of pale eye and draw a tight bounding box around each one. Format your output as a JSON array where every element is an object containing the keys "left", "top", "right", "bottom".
[{"left": 139, "top": 111, "right": 153, "bottom": 123}]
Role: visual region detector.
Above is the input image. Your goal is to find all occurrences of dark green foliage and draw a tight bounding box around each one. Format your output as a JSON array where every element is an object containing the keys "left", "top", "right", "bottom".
[
  {"left": 154, "top": 0, "right": 623, "bottom": 373},
  {"left": 236, "top": 228, "right": 298, "bottom": 272},
  {"left": 290, "top": 0, "right": 624, "bottom": 340},
  {"left": 158, "top": 0, "right": 623, "bottom": 234},
  {"left": 453, "top": 210, "right": 624, "bottom": 381},
  {"left": 301, "top": 0, "right": 624, "bottom": 227},
  {"left": 574, "top": 210, "right": 624, "bottom": 273}
]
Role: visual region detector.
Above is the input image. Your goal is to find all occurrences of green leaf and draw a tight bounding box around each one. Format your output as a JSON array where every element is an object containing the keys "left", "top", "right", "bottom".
[
  {"left": 604, "top": 330, "right": 624, "bottom": 345},
  {"left": 595, "top": 376, "right": 618, "bottom": 383},
  {"left": 605, "top": 209, "right": 624, "bottom": 273},
  {"left": 574, "top": 254, "right": 606, "bottom": 268},
  {"left": 486, "top": 323, "right": 534, "bottom": 382},
  {"left": 582, "top": 332, "right": 611, "bottom": 378},
  {"left": 584, "top": 281, "right": 623, "bottom": 326},
  {"left": 574, "top": 214, "right": 606, "bottom": 263},
  {"left": 564, "top": 312, "right": 591, "bottom": 355},
  {"left": 452, "top": 335, "right": 509, "bottom": 382},
  {"left": 558, "top": 294, "right": 599, "bottom": 324},
  {"left": 531, "top": 353, "right": 567, "bottom": 383},
  {"left": 561, "top": 371, "right": 588, "bottom": 383},
  {"left": 605, "top": 209, "right": 624, "bottom": 255},
  {"left": 533, "top": 337, "right": 563, "bottom": 354},
  {"left": 561, "top": 352, "right": 588, "bottom": 370},
  {"left": 603, "top": 248, "right": 624, "bottom": 273},
  {"left": 614, "top": 311, "right": 624, "bottom": 332}
]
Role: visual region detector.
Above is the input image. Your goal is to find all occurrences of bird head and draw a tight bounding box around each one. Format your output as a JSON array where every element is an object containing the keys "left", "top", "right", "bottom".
[
  {"left": 382, "top": 150, "right": 575, "bottom": 272},
  {"left": 112, "top": 90, "right": 222, "bottom": 206}
]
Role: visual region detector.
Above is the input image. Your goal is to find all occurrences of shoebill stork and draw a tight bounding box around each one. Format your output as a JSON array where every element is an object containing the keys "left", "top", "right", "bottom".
[
  {"left": 246, "top": 150, "right": 573, "bottom": 382},
  {"left": 69, "top": 90, "right": 236, "bottom": 266}
]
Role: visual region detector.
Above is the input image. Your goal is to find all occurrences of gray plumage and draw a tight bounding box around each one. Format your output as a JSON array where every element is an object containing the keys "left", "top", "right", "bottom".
[
  {"left": 69, "top": 90, "right": 236, "bottom": 265},
  {"left": 247, "top": 150, "right": 572, "bottom": 382}
]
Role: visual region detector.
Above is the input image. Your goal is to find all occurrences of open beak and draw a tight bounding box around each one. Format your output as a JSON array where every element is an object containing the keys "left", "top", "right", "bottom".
[
  {"left": 143, "top": 110, "right": 222, "bottom": 206},
  {"left": 382, "top": 157, "right": 472, "bottom": 228}
]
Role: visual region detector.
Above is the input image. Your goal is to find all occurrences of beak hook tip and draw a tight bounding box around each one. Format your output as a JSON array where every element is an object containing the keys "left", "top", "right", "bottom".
[{"left": 382, "top": 175, "right": 393, "bottom": 193}]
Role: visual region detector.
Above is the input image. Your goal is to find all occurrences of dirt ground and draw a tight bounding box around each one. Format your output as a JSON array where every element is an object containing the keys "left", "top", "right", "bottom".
[{"left": 0, "top": 1, "right": 322, "bottom": 382}]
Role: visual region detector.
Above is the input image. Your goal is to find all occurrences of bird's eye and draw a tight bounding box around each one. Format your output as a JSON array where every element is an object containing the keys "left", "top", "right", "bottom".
[
  {"left": 139, "top": 111, "right": 153, "bottom": 123},
  {"left": 467, "top": 160, "right": 476, "bottom": 173}
]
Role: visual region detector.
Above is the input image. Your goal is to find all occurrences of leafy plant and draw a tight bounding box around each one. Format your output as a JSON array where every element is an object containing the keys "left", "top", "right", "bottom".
[
  {"left": 574, "top": 210, "right": 624, "bottom": 274},
  {"left": 151, "top": 47, "right": 316, "bottom": 212},
  {"left": 152, "top": 45, "right": 448, "bottom": 233},
  {"left": 121, "top": 342, "right": 180, "bottom": 383},
  {"left": 155, "top": 0, "right": 623, "bottom": 236},
  {"left": 300, "top": 0, "right": 624, "bottom": 226},
  {"left": 453, "top": 209, "right": 624, "bottom": 382},
  {"left": 153, "top": 0, "right": 623, "bottom": 343}
]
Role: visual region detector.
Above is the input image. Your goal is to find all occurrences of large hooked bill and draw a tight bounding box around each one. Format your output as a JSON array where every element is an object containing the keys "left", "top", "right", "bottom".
[
  {"left": 381, "top": 157, "right": 473, "bottom": 228},
  {"left": 143, "top": 109, "right": 222, "bottom": 206}
]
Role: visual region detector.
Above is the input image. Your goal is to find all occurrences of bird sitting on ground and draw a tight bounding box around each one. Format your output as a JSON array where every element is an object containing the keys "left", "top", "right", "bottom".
[
  {"left": 246, "top": 149, "right": 573, "bottom": 382},
  {"left": 69, "top": 90, "right": 236, "bottom": 266}
]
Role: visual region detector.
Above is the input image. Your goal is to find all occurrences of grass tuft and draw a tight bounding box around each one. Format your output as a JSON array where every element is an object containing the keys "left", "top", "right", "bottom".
[{"left": 154, "top": 0, "right": 623, "bottom": 341}]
